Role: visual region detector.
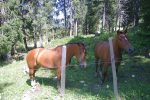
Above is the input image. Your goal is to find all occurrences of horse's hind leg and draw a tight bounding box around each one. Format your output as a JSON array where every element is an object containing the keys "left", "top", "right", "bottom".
[
  {"left": 101, "top": 63, "right": 109, "bottom": 84},
  {"left": 29, "top": 68, "right": 36, "bottom": 86},
  {"left": 99, "top": 63, "right": 103, "bottom": 78}
]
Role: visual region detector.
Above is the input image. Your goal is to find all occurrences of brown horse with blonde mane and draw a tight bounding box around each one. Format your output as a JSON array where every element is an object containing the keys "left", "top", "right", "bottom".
[
  {"left": 26, "top": 43, "right": 86, "bottom": 91},
  {"left": 94, "top": 29, "right": 133, "bottom": 84}
]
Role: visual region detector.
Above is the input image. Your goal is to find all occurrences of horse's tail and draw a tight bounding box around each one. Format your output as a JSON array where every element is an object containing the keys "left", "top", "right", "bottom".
[{"left": 23, "top": 65, "right": 29, "bottom": 75}]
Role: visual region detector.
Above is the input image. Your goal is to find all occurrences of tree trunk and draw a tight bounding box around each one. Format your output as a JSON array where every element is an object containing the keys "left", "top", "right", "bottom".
[
  {"left": 69, "top": 25, "right": 73, "bottom": 37},
  {"left": 22, "top": 25, "right": 28, "bottom": 51},
  {"left": 69, "top": 21, "right": 73, "bottom": 37},
  {"left": 102, "top": 4, "right": 106, "bottom": 30},
  {"left": 21, "top": 13, "right": 28, "bottom": 51},
  {"left": 46, "top": 31, "right": 48, "bottom": 45},
  {"left": 39, "top": 24, "right": 43, "bottom": 47},
  {"left": 33, "top": 31, "right": 37, "bottom": 48},
  {"left": 75, "top": 19, "right": 78, "bottom": 36},
  {"left": 11, "top": 45, "right": 16, "bottom": 56},
  {"left": 53, "top": 29, "right": 55, "bottom": 40},
  {"left": 115, "top": 0, "right": 120, "bottom": 31},
  {"left": 23, "top": 36, "right": 28, "bottom": 51},
  {"left": 85, "top": 17, "right": 88, "bottom": 35},
  {"left": 69, "top": 0, "right": 73, "bottom": 37},
  {"left": 134, "top": 0, "right": 140, "bottom": 26},
  {"left": 102, "top": 0, "right": 110, "bottom": 31},
  {"left": 33, "top": 0, "right": 38, "bottom": 48},
  {"left": 10, "top": 39, "right": 18, "bottom": 56},
  {"left": 63, "top": 0, "right": 67, "bottom": 29}
]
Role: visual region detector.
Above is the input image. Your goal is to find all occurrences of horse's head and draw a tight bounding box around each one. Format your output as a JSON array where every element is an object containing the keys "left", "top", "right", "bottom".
[
  {"left": 117, "top": 29, "right": 134, "bottom": 54},
  {"left": 76, "top": 43, "right": 87, "bottom": 68}
]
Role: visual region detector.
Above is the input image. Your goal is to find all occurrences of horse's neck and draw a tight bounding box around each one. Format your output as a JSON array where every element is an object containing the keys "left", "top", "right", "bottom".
[{"left": 112, "top": 39, "right": 122, "bottom": 59}]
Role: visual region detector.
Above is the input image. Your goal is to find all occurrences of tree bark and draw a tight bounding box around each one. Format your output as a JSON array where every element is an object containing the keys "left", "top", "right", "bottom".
[
  {"left": 75, "top": 19, "right": 78, "bottom": 36},
  {"left": 22, "top": 19, "right": 28, "bottom": 51},
  {"left": 115, "top": 0, "right": 120, "bottom": 31},
  {"left": 33, "top": 0, "right": 38, "bottom": 48},
  {"left": 102, "top": 2, "right": 106, "bottom": 30},
  {"left": 134, "top": 0, "right": 140, "bottom": 26},
  {"left": 33, "top": 31, "right": 37, "bottom": 48},
  {"left": 23, "top": 36, "right": 28, "bottom": 51},
  {"left": 39, "top": 24, "right": 43, "bottom": 47},
  {"left": 69, "top": 0, "right": 73, "bottom": 37},
  {"left": 10, "top": 39, "right": 18, "bottom": 56},
  {"left": 11, "top": 45, "right": 17, "bottom": 56},
  {"left": 64, "top": 0, "right": 67, "bottom": 29}
]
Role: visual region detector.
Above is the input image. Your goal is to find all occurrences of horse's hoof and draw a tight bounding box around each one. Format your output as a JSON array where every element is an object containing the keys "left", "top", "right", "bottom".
[
  {"left": 31, "top": 80, "right": 39, "bottom": 87},
  {"left": 57, "top": 85, "right": 61, "bottom": 93},
  {"left": 53, "top": 76, "right": 57, "bottom": 81},
  {"left": 31, "top": 81, "right": 36, "bottom": 87},
  {"left": 58, "top": 88, "right": 61, "bottom": 93}
]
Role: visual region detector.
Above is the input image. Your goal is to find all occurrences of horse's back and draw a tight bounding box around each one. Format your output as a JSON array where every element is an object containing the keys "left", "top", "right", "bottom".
[
  {"left": 94, "top": 42, "right": 110, "bottom": 61},
  {"left": 26, "top": 46, "right": 63, "bottom": 69},
  {"left": 26, "top": 48, "right": 44, "bottom": 60}
]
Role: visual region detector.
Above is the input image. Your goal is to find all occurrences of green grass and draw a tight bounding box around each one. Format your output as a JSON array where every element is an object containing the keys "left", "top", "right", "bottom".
[{"left": 0, "top": 34, "right": 150, "bottom": 100}]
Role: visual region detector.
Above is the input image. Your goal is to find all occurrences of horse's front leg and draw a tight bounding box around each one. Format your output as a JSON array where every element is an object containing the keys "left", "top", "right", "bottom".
[
  {"left": 116, "top": 61, "right": 121, "bottom": 76},
  {"left": 57, "top": 68, "right": 61, "bottom": 93},
  {"left": 99, "top": 62, "right": 103, "bottom": 79},
  {"left": 95, "top": 59, "right": 99, "bottom": 77}
]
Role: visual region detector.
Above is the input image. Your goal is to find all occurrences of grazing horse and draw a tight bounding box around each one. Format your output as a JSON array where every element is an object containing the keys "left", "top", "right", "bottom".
[
  {"left": 26, "top": 43, "right": 86, "bottom": 91},
  {"left": 94, "top": 29, "right": 134, "bottom": 84}
]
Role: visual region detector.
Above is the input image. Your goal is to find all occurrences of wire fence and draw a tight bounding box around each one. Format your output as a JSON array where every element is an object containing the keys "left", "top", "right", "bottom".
[{"left": 24, "top": 56, "right": 145, "bottom": 71}]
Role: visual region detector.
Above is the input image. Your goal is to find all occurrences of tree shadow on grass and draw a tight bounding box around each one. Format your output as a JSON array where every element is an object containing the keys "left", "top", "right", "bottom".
[
  {"left": 0, "top": 61, "right": 12, "bottom": 68},
  {"left": 0, "top": 82, "right": 14, "bottom": 93},
  {"left": 26, "top": 77, "right": 57, "bottom": 89}
]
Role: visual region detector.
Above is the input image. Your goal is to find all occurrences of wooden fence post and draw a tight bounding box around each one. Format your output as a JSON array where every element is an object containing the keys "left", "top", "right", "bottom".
[
  {"left": 61, "top": 45, "right": 67, "bottom": 97},
  {"left": 108, "top": 37, "right": 119, "bottom": 100}
]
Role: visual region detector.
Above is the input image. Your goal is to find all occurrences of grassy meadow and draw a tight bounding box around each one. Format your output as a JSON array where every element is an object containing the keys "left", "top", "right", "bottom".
[{"left": 0, "top": 33, "right": 150, "bottom": 100}]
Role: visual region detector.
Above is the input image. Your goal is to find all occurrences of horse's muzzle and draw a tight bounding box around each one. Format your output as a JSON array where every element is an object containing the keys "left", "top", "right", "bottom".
[{"left": 80, "top": 62, "right": 87, "bottom": 68}]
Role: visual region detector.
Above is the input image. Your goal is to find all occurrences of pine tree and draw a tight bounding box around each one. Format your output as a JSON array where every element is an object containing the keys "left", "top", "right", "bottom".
[{"left": 141, "top": 0, "right": 150, "bottom": 32}]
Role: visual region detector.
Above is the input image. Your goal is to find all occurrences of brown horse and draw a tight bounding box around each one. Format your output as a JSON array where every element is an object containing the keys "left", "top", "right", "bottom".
[
  {"left": 26, "top": 43, "right": 86, "bottom": 91},
  {"left": 94, "top": 29, "right": 134, "bottom": 84}
]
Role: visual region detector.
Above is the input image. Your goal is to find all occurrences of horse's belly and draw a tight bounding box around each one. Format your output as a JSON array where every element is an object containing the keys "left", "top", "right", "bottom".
[
  {"left": 42, "top": 64, "right": 56, "bottom": 69},
  {"left": 37, "top": 57, "right": 56, "bottom": 69}
]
